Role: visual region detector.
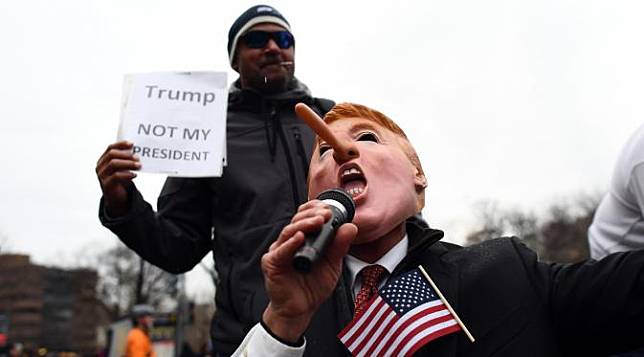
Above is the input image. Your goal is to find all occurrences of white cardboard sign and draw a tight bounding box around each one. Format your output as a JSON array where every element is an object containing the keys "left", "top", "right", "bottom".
[{"left": 118, "top": 71, "right": 228, "bottom": 177}]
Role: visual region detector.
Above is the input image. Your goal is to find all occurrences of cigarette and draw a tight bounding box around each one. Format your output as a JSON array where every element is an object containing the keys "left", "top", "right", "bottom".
[{"left": 280, "top": 61, "right": 294, "bottom": 66}]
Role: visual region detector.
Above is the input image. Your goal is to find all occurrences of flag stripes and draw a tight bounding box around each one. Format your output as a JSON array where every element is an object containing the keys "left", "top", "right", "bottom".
[{"left": 338, "top": 268, "right": 463, "bottom": 356}]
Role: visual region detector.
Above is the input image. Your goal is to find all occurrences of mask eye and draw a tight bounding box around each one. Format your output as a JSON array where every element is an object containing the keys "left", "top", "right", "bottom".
[
  {"left": 357, "top": 131, "right": 379, "bottom": 142},
  {"left": 319, "top": 144, "right": 331, "bottom": 156}
]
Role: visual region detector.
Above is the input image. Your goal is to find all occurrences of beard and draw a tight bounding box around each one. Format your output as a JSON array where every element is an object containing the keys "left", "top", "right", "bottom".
[
  {"left": 244, "top": 55, "right": 295, "bottom": 94},
  {"left": 257, "top": 70, "right": 294, "bottom": 94}
]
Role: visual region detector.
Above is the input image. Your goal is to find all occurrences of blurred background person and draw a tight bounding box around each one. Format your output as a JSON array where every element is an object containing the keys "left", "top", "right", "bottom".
[{"left": 125, "top": 305, "right": 155, "bottom": 357}]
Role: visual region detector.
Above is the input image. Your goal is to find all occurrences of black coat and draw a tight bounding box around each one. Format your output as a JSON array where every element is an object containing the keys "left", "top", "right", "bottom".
[
  {"left": 303, "top": 218, "right": 644, "bottom": 356},
  {"left": 99, "top": 78, "right": 334, "bottom": 355}
]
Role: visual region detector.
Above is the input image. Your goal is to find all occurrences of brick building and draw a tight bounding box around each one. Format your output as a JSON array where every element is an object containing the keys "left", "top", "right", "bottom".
[{"left": 0, "top": 254, "right": 110, "bottom": 355}]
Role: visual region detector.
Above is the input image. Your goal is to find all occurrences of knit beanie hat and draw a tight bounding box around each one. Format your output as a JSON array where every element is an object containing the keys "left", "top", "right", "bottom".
[{"left": 227, "top": 5, "right": 291, "bottom": 66}]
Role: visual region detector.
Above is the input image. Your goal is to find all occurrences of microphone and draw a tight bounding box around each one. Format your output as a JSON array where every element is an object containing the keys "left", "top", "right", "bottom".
[{"left": 293, "top": 189, "right": 356, "bottom": 273}]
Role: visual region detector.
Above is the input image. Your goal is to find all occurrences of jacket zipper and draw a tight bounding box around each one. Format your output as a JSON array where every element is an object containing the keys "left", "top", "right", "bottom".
[
  {"left": 292, "top": 127, "right": 309, "bottom": 179},
  {"left": 272, "top": 107, "right": 301, "bottom": 209}
]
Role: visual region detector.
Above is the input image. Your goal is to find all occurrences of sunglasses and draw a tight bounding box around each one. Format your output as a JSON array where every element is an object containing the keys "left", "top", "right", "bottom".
[{"left": 241, "top": 31, "right": 295, "bottom": 49}]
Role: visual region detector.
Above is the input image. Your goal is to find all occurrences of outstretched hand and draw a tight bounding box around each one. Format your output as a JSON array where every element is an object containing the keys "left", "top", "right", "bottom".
[{"left": 261, "top": 199, "right": 358, "bottom": 342}]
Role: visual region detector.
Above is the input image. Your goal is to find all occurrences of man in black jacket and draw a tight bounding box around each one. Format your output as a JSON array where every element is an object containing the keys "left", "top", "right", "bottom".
[
  {"left": 234, "top": 102, "right": 644, "bottom": 356},
  {"left": 95, "top": 5, "right": 333, "bottom": 355}
]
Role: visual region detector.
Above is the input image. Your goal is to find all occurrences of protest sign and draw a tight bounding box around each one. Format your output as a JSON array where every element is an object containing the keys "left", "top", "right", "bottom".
[{"left": 118, "top": 71, "right": 228, "bottom": 177}]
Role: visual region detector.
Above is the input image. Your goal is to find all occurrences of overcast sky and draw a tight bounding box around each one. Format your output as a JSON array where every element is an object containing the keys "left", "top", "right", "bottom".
[{"left": 1, "top": 0, "right": 643, "bottom": 300}]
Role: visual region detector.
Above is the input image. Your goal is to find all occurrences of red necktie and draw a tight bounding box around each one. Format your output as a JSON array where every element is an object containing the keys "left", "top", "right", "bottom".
[{"left": 354, "top": 265, "right": 387, "bottom": 316}]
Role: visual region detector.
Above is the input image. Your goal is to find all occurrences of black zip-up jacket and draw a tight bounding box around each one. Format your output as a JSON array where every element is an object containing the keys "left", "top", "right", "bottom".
[
  {"left": 99, "top": 78, "right": 334, "bottom": 355},
  {"left": 302, "top": 217, "right": 644, "bottom": 356}
]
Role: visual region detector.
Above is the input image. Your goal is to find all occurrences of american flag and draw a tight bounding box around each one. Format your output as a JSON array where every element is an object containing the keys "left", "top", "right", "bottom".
[{"left": 338, "top": 268, "right": 462, "bottom": 357}]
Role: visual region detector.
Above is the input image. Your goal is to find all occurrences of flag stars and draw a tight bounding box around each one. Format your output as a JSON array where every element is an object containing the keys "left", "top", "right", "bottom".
[
  {"left": 340, "top": 267, "right": 463, "bottom": 356},
  {"left": 381, "top": 270, "right": 444, "bottom": 314}
]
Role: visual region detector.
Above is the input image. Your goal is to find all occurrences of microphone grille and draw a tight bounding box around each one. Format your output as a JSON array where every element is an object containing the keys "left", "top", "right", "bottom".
[{"left": 317, "top": 189, "right": 356, "bottom": 222}]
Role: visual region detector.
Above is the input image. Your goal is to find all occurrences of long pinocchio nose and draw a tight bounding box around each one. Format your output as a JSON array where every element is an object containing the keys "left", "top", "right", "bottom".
[{"left": 294, "top": 103, "right": 360, "bottom": 164}]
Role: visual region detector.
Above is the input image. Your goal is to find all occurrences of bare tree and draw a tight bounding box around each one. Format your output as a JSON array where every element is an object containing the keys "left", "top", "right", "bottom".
[
  {"left": 538, "top": 193, "right": 599, "bottom": 263},
  {"left": 464, "top": 201, "right": 506, "bottom": 245},
  {"left": 465, "top": 192, "right": 601, "bottom": 263},
  {"left": 505, "top": 210, "right": 539, "bottom": 252},
  {"left": 95, "top": 243, "right": 178, "bottom": 316},
  {"left": 465, "top": 200, "right": 538, "bottom": 251}
]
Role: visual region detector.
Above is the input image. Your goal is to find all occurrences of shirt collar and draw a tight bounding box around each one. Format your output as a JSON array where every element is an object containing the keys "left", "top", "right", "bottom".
[{"left": 345, "top": 235, "right": 408, "bottom": 292}]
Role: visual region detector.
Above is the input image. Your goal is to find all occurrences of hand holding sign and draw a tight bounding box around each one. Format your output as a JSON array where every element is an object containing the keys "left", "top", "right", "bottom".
[
  {"left": 95, "top": 140, "right": 140, "bottom": 216},
  {"left": 97, "top": 72, "right": 228, "bottom": 217}
]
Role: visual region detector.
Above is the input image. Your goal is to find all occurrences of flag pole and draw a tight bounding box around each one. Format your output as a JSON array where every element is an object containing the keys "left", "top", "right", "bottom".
[{"left": 418, "top": 265, "right": 475, "bottom": 343}]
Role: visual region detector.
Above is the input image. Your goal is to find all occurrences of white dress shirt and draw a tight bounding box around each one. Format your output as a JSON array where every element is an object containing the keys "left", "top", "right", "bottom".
[
  {"left": 232, "top": 236, "right": 409, "bottom": 357},
  {"left": 345, "top": 236, "right": 408, "bottom": 298}
]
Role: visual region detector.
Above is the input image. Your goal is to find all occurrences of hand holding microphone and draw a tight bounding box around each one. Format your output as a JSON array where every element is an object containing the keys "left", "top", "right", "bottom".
[
  {"left": 260, "top": 103, "right": 359, "bottom": 338},
  {"left": 293, "top": 189, "right": 355, "bottom": 273},
  {"left": 261, "top": 192, "right": 357, "bottom": 341}
]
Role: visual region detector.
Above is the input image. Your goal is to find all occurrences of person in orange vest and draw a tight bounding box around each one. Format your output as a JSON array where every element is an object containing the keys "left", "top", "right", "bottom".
[{"left": 125, "top": 304, "right": 156, "bottom": 357}]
